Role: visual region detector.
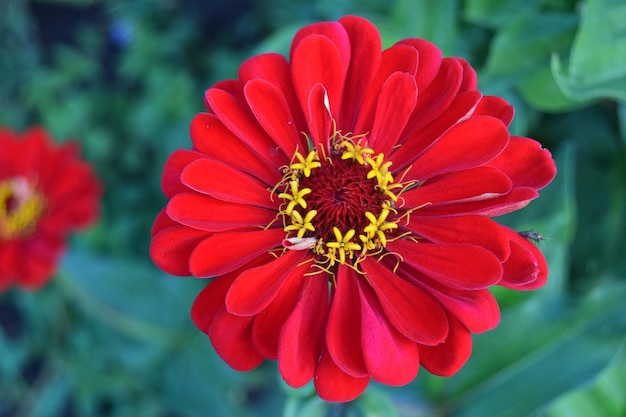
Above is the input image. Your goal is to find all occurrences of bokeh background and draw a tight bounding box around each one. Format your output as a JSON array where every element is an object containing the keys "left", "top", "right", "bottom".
[{"left": 1, "top": 0, "right": 625, "bottom": 416}]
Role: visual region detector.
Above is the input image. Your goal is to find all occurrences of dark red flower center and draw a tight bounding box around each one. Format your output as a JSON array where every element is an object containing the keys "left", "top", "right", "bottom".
[
  {"left": 299, "top": 157, "right": 384, "bottom": 243},
  {"left": 276, "top": 137, "right": 407, "bottom": 267}
]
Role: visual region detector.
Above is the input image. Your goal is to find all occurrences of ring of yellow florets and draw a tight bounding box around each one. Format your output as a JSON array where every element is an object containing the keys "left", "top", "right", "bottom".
[{"left": 275, "top": 134, "right": 410, "bottom": 271}]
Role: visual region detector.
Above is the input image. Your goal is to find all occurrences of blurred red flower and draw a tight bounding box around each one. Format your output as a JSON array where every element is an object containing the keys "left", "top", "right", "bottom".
[
  {"left": 150, "top": 16, "right": 556, "bottom": 401},
  {"left": 0, "top": 127, "right": 101, "bottom": 291}
]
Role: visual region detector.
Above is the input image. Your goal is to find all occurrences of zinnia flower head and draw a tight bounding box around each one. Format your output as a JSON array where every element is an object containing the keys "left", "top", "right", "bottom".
[
  {"left": 0, "top": 127, "right": 101, "bottom": 291},
  {"left": 150, "top": 16, "right": 556, "bottom": 402}
]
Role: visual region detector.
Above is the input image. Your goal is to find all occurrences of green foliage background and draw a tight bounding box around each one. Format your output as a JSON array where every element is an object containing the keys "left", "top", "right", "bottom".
[{"left": 1, "top": 0, "right": 625, "bottom": 416}]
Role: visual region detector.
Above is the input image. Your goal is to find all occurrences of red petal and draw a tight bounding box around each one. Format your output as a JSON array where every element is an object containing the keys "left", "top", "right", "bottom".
[
  {"left": 458, "top": 58, "right": 478, "bottom": 92},
  {"left": 488, "top": 136, "right": 557, "bottom": 190},
  {"left": 290, "top": 21, "right": 351, "bottom": 74},
  {"left": 406, "top": 116, "right": 510, "bottom": 181},
  {"left": 191, "top": 272, "right": 238, "bottom": 333},
  {"left": 337, "top": 16, "right": 382, "bottom": 130},
  {"left": 406, "top": 215, "right": 511, "bottom": 262},
  {"left": 418, "top": 313, "right": 472, "bottom": 376},
  {"left": 500, "top": 227, "right": 548, "bottom": 290},
  {"left": 403, "top": 58, "right": 463, "bottom": 135},
  {"left": 326, "top": 266, "right": 367, "bottom": 377},
  {"left": 357, "top": 279, "right": 420, "bottom": 385},
  {"left": 150, "top": 225, "right": 208, "bottom": 276},
  {"left": 209, "top": 308, "right": 264, "bottom": 371},
  {"left": 244, "top": 78, "right": 304, "bottom": 156},
  {"left": 411, "top": 269, "right": 501, "bottom": 333},
  {"left": 167, "top": 193, "right": 275, "bottom": 232},
  {"left": 390, "top": 90, "right": 482, "bottom": 170},
  {"left": 292, "top": 34, "right": 347, "bottom": 128},
  {"left": 402, "top": 166, "right": 512, "bottom": 208},
  {"left": 161, "top": 149, "right": 204, "bottom": 198},
  {"left": 397, "top": 38, "right": 442, "bottom": 92},
  {"left": 238, "top": 53, "right": 308, "bottom": 134},
  {"left": 368, "top": 72, "right": 418, "bottom": 157},
  {"left": 314, "top": 346, "right": 370, "bottom": 403},
  {"left": 306, "top": 84, "right": 333, "bottom": 149},
  {"left": 361, "top": 258, "right": 448, "bottom": 344},
  {"left": 205, "top": 87, "right": 286, "bottom": 167},
  {"left": 387, "top": 240, "right": 502, "bottom": 290},
  {"left": 414, "top": 187, "right": 539, "bottom": 217},
  {"left": 180, "top": 158, "right": 275, "bottom": 209},
  {"left": 252, "top": 268, "right": 308, "bottom": 359},
  {"left": 473, "top": 95, "right": 514, "bottom": 126},
  {"left": 190, "top": 113, "right": 282, "bottom": 186},
  {"left": 226, "top": 250, "right": 310, "bottom": 316},
  {"left": 278, "top": 276, "right": 329, "bottom": 387},
  {"left": 189, "top": 228, "right": 284, "bottom": 277},
  {"left": 354, "top": 44, "right": 419, "bottom": 135}
]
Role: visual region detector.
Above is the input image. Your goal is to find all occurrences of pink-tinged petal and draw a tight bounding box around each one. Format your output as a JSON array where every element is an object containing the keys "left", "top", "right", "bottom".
[
  {"left": 354, "top": 44, "right": 419, "bottom": 134},
  {"left": 252, "top": 266, "right": 309, "bottom": 359},
  {"left": 357, "top": 279, "right": 420, "bottom": 385},
  {"left": 190, "top": 113, "right": 281, "bottom": 186},
  {"left": 238, "top": 53, "right": 308, "bottom": 134},
  {"left": 161, "top": 149, "right": 205, "bottom": 198},
  {"left": 189, "top": 228, "right": 284, "bottom": 277},
  {"left": 191, "top": 272, "right": 239, "bottom": 333},
  {"left": 209, "top": 308, "right": 264, "bottom": 371},
  {"left": 405, "top": 215, "right": 510, "bottom": 262},
  {"left": 150, "top": 225, "right": 209, "bottom": 276},
  {"left": 402, "top": 58, "right": 463, "bottom": 137},
  {"left": 326, "top": 266, "right": 368, "bottom": 377},
  {"left": 167, "top": 193, "right": 275, "bottom": 232},
  {"left": 337, "top": 15, "right": 382, "bottom": 130},
  {"left": 473, "top": 95, "right": 514, "bottom": 126},
  {"left": 500, "top": 227, "right": 548, "bottom": 290},
  {"left": 306, "top": 83, "right": 333, "bottom": 148},
  {"left": 278, "top": 275, "right": 329, "bottom": 387},
  {"left": 419, "top": 314, "right": 472, "bottom": 376},
  {"left": 361, "top": 258, "right": 448, "bottom": 345},
  {"left": 488, "top": 136, "right": 557, "bottom": 190},
  {"left": 390, "top": 91, "right": 482, "bottom": 169},
  {"left": 226, "top": 250, "right": 310, "bottom": 316},
  {"left": 205, "top": 88, "right": 285, "bottom": 166},
  {"left": 458, "top": 58, "right": 478, "bottom": 92},
  {"left": 244, "top": 78, "right": 305, "bottom": 156},
  {"left": 180, "top": 158, "right": 275, "bottom": 209},
  {"left": 387, "top": 240, "right": 502, "bottom": 290},
  {"left": 368, "top": 72, "right": 418, "bottom": 156},
  {"left": 396, "top": 38, "right": 443, "bottom": 91},
  {"left": 402, "top": 167, "right": 512, "bottom": 208},
  {"left": 314, "top": 346, "right": 370, "bottom": 403},
  {"left": 292, "top": 34, "right": 347, "bottom": 126},
  {"left": 405, "top": 116, "right": 510, "bottom": 181}
]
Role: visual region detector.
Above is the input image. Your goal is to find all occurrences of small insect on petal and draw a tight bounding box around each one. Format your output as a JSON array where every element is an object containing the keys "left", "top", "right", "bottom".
[{"left": 519, "top": 230, "right": 545, "bottom": 245}]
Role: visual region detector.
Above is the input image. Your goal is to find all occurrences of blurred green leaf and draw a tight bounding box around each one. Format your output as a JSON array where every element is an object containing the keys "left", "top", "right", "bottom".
[
  {"left": 464, "top": 0, "right": 541, "bottom": 28},
  {"left": 435, "top": 284, "right": 626, "bottom": 417},
  {"left": 60, "top": 251, "right": 200, "bottom": 343},
  {"left": 485, "top": 12, "right": 578, "bottom": 77},
  {"left": 545, "top": 346, "right": 626, "bottom": 417},
  {"left": 552, "top": 0, "right": 626, "bottom": 101},
  {"left": 518, "top": 64, "right": 590, "bottom": 112},
  {"left": 355, "top": 387, "right": 399, "bottom": 417}
]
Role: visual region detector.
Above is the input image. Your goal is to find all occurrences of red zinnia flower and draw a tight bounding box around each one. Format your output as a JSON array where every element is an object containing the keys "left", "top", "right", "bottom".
[
  {"left": 0, "top": 127, "right": 101, "bottom": 291},
  {"left": 150, "top": 16, "right": 556, "bottom": 402}
]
